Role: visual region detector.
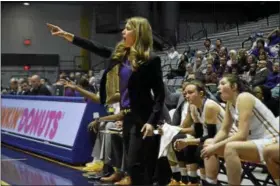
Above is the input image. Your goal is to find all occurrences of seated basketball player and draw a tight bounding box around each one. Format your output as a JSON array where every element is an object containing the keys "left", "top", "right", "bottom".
[
  {"left": 201, "top": 74, "right": 279, "bottom": 186},
  {"left": 172, "top": 80, "right": 225, "bottom": 186},
  {"left": 263, "top": 143, "right": 280, "bottom": 186}
]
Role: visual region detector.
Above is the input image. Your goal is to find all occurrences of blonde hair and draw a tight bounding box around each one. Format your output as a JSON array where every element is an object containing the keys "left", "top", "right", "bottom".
[
  {"left": 206, "top": 55, "right": 213, "bottom": 62},
  {"left": 229, "top": 50, "right": 237, "bottom": 60},
  {"left": 111, "top": 17, "right": 153, "bottom": 71}
]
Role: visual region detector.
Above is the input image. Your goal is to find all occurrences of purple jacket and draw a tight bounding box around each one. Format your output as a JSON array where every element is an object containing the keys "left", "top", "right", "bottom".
[
  {"left": 264, "top": 72, "right": 280, "bottom": 89},
  {"left": 251, "top": 47, "right": 274, "bottom": 57}
]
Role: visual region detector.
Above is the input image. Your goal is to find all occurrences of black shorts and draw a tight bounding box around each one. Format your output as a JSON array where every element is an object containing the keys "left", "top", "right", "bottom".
[{"left": 184, "top": 143, "right": 204, "bottom": 168}]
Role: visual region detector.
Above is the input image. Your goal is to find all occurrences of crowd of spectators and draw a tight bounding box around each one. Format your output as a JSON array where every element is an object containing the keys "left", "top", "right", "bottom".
[
  {"left": 164, "top": 28, "right": 279, "bottom": 116},
  {"left": 1, "top": 70, "right": 98, "bottom": 97}
]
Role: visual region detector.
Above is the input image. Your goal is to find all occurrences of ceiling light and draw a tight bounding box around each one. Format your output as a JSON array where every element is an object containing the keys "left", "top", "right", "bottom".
[{"left": 23, "top": 2, "right": 30, "bottom": 6}]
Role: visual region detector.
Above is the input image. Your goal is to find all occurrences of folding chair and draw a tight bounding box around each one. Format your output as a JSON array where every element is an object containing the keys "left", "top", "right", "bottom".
[{"left": 218, "top": 157, "right": 276, "bottom": 186}]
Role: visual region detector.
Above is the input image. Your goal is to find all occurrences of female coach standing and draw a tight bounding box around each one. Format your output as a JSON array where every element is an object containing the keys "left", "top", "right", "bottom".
[{"left": 47, "top": 17, "right": 165, "bottom": 185}]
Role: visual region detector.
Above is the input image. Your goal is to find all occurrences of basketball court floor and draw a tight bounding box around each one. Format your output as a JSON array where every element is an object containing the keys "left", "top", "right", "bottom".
[{"left": 1, "top": 144, "right": 272, "bottom": 186}]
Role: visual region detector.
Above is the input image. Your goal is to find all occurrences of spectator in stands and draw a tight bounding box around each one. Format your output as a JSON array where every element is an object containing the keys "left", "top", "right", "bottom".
[
  {"left": 18, "top": 77, "right": 25, "bottom": 85},
  {"left": 17, "top": 77, "right": 25, "bottom": 93},
  {"left": 168, "top": 47, "right": 180, "bottom": 60},
  {"left": 53, "top": 73, "right": 75, "bottom": 97},
  {"left": 231, "top": 67, "right": 239, "bottom": 75},
  {"left": 8, "top": 78, "right": 18, "bottom": 95},
  {"left": 258, "top": 48, "right": 269, "bottom": 61},
  {"left": 223, "top": 65, "right": 232, "bottom": 76},
  {"left": 211, "top": 52, "right": 220, "bottom": 71},
  {"left": 29, "top": 75, "right": 51, "bottom": 96},
  {"left": 89, "top": 76, "right": 98, "bottom": 93},
  {"left": 177, "top": 55, "right": 187, "bottom": 74},
  {"left": 167, "top": 55, "right": 187, "bottom": 79},
  {"left": 27, "top": 76, "right": 32, "bottom": 86},
  {"left": 213, "top": 38, "right": 223, "bottom": 54},
  {"left": 185, "top": 64, "right": 195, "bottom": 81},
  {"left": 75, "top": 72, "right": 81, "bottom": 84},
  {"left": 40, "top": 78, "right": 46, "bottom": 85},
  {"left": 218, "top": 46, "right": 228, "bottom": 60},
  {"left": 242, "top": 63, "right": 257, "bottom": 83},
  {"left": 267, "top": 27, "right": 280, "bottom": 47},
  {"left": 18, "top": 80, "right": 31, "bottom": 95},
  {"left": 82, "top": 73, "right": 89, "bottom": 80},
  {"left": 216, "top": 57, "right": 227, "bottom": 78},
  {"left": 192, "top": 50, "right": 206, "bottom": 67},
  {"left": 194, "top": 57, "right": 206, "bottom": 82},
  {"left": 253, "top": 85, "right": 279, "bottom": 117},
  {"left": 201, "top": 74, "right": 278, "bottom": 186},
  {"left": 203, "top": 38, "right": 215, "bottom": 55},
  {"left": 207, "top": 54, "right": 220, "bottom": 73},
  {"left": 69, "top": 72, "right": 75, "bottom": 81},
  {"left": 226, "top": 50, "right": 237, "bottom": 68},
  {"left": 54, "top": 73, "right": 68, "bottom": 86},
  {"left": 206, "top": 55, "right": 214, "bottom": 66},
  {"left": 243, "top": 54, "right": 257, "bottom": 72},
  {"left": 88, "top": 70, "right": 94, "bottom": 79},
  {"left": 1, "top": 88, "right": 8, "bottom": 95},
  {"left": 182, "top": 46, "right": 192, "bottom": 62},
  {"left": 41, "top": 78, "right": 54, "bottom": 94},
  {"left": 263, "top": 143, "right": 280, "bottom": 186},
  {"left": 264, "top": 62, "right": 280, "bottom": 89},
  {"left": 251, "top": 39, "right": 274, "bottom": 58},
  {"left": 205, "top": 64, "right": 218, "bottom": 84},
  {"left": 237, "top": 49, "right": 247, "bottom": 74},
  {"left": 250, "top": 60, "right": 269, "bottom": 87}
]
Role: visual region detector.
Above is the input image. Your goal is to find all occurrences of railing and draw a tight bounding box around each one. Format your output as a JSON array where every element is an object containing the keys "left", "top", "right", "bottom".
[
  {"left": 153, "top": 30, "right": 174, "bottom": 49},
  {"left": 191, "top": 28, "right": 208, "bottom": 41},
  {"left": 236, "top": 21, "right": 240, "bottom": 36},
  {"left": 59, "top": 55, "right": 90, "bottom": 72},
  {"left": 91, "top": 59, "right": 108, "bottom": 71},
  {"left": 178, "top": 13, "right": 277, "bottom": 44},
  {"left": 241, "top": 32, "right": 265, "bottom": 50}
]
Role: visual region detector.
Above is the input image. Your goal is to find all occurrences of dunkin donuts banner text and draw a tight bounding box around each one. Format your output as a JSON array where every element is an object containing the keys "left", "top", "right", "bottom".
[{"left": 1, "top": 98, "right": 86, "bottom": 147}]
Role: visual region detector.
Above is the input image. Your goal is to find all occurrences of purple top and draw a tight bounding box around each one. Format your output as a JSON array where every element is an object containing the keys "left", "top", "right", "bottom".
[
  {"left": 264, "top": 72, "right": 280, "bottom": 89},
  {"left": 251, "top": 47, "right": 274, "bottom": 58},
  {"left": 64, "top": 88, "right": 75, "bottom": 97},
  {"left": 119, "top": 60, "right": 132, "bottom": 109},
  {"left": 268, "top": 35, "right": 280, "bottom": 46}
]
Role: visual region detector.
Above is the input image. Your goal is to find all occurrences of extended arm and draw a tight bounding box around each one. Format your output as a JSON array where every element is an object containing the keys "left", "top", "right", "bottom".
[{"left": 47, "top": 23, "right": 113, "bottom": 58}]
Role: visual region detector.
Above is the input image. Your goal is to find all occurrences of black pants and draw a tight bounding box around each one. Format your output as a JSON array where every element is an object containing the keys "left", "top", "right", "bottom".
[
  {"left": 123, "top": 113, "right": 159, "bottom": 185},
  {"left": 111, "top": 133, "right": 125, "bottom": 170},
  {"left": 153, "top": 135, "right": 172, "bottom": 185}
]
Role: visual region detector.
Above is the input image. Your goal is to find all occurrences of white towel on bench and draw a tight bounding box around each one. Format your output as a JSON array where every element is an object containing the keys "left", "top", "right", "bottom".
[{"left": 158, "top": 123, "right": 182, "bottom": 163}]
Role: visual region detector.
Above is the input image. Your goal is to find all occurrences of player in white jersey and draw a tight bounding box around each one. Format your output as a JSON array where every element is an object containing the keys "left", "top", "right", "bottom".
[
  {"left": 263, "top": 143, "right": 280, "bottom": 186},
  {"left": 171, "top": 80, "right": 226, "bottom": 186},
  {"left": 201, "top": 74, "right": 279, "bottom": 186}
]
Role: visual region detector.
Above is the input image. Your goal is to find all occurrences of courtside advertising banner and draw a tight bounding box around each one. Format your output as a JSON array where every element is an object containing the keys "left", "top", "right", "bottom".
[{"left": 1, "top": 98, "right": 86, "bottom": 147}]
